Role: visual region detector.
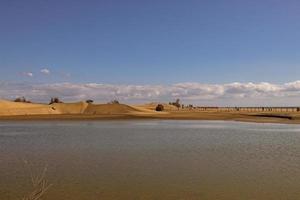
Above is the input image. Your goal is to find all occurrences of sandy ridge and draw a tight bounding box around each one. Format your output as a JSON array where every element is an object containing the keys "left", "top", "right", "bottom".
[{"left": 1, "top": 100, "right": 300, "bottom": 124}]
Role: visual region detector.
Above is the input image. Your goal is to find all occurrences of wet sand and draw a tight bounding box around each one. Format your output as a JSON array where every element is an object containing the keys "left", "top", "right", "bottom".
[{"left": 0, "top": 111, "right": 300, "bottom": 124}]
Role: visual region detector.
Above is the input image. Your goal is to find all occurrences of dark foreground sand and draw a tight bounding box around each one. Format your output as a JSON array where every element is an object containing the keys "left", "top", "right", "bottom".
[{"left": 1, "top": 111, "right": 300, "bottom": 124}]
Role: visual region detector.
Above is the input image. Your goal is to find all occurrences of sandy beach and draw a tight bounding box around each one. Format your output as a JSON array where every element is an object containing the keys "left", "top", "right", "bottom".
[{"left": 1, "top": 100, "right": 300, "bottom": 124}]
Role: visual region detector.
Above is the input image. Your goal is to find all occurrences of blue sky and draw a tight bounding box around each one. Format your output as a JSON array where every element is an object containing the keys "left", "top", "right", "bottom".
[
  {"left": 1, "top": 0, "right": 300, "bottom": 84},
  {"left": 1, "top": 0, "right": 300, "bottom": 104}
]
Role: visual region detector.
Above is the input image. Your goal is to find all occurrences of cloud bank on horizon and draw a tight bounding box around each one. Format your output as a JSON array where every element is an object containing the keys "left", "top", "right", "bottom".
[{"left": 1, "top": 81, "right": 300, "bottom": 106}]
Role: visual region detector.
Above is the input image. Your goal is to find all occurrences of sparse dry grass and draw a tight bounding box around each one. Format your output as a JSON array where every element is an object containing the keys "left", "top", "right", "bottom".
[{"left": 22, "top": 160, "right": 52, "bottom": 200}]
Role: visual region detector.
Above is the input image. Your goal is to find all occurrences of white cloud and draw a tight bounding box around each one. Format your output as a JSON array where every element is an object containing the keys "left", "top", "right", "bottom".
[
  {"left": 22, "top": 72, "right": 34, "bottom": 77},
  {"left": 40, "top": 68, "right": 50, "bottom": 75},
  {"left": 1, "top": 81, "right": 300, "bottom": 106}
]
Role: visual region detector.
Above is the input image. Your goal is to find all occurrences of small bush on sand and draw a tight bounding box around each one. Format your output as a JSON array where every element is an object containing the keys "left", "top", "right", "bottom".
[
  {"left": 109, "top": 99, "right": 120, "bottom": 104},
  {"left": 170, "top": 99, "right": 181, "bottom": 110},
  {"left": 49, "top": 97, "right": 63, "bottom": 105},
  {"left": 14, "top": 97, "right": 31, "bottom": 103},
  {"left": 156, "top": 104, "right": 164, "bottom": 111},
  {"left": 86, "top": 99, "right": 94, "bottom": 104}
]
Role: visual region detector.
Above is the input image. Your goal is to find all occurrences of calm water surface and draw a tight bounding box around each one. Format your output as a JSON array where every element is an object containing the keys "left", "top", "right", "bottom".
[{"left": 1, "top": 120, "right": 300, "bottom": 200}]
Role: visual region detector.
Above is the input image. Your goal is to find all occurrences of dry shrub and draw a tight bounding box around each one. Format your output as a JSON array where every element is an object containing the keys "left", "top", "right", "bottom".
[
  {"left": 14, "top": 97, "right": 31, "bottom": 103},
  {"left": 156, "top": 104, "right": 164, "bottom": 111},
  {"left": 22, "top": 160, "right": 52, "bottom": 200},
  {"left": 109, "top": 99, "right": 120, "bottom": 104},
  {"left": 49, "top": 97, "right": 63, "bottom": 104},
  {"left": 86, "top": 99, "right": 94, "bottom": 104}
]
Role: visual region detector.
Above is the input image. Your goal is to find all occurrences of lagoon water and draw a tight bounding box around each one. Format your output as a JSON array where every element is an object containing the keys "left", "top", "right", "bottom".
[{"left": 1, "top": 120, "right": 300, "bottom": 200}]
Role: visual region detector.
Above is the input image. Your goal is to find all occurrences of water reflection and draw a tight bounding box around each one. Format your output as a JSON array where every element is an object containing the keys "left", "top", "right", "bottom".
[{"left": 1, "top": 120, "right": 300, "bottom": 200}]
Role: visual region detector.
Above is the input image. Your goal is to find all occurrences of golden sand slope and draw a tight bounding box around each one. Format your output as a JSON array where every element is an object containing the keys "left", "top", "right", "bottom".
[
  {"left": 134, "top": 103, "right": 178, "bottom": 111},
  {"left": 0, "top": 100, "right": 155, "bottom": 116},
  {"left": 84, "top": 103, "right": 141, "bottom": 114},
  {"left": 2, "top": 99, "right": 300, "bottom": 124},
  {"left": 0, "top": 100, "right": 90, "bottom": 116},
  {"left": 51, "top": 101, "right": 88, "bottom": 114},
  {"left": 0, "top": 100, "right": 60, "bottom": 116}
]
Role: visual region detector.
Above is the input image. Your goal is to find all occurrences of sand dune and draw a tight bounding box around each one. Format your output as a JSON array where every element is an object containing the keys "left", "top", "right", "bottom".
[
  {"left": 51, "top": 101, "right": 89, "bottom": 114},
  {"left": 0, "top": 100, "right": 60, "bottom": 116},
  {"left": 0, "top": 100, "right": 89, "bottom": 116},
  {"left": 0, "top": 100, "right": 155, "bottom": 116},
  {"left": 134, "top": 103, "right": 178, "bottom": 111},
  {"left": 1, "top": 99, "right": 300, "bottom": 124},
  {"left": 84, "top": 103, "right": 141, "bottom": 114}
]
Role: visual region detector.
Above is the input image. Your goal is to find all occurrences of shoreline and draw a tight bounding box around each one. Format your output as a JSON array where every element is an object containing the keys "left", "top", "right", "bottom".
[
  {"left": 0, "top": 112, "right": 300, "bottom": 124},
  {"left": 1, "top": 100, "right": 300, "bottom": 124}
]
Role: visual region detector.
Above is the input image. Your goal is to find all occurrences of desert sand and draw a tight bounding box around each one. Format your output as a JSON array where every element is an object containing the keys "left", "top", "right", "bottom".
[{"left": 0, "top": 99, "right": 300, "bottom": 124}]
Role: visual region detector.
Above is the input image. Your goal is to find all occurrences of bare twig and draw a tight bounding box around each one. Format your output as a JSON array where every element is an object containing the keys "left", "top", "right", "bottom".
[{"left": 22, "top": 160, "right": 52, "bottom": 200}]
